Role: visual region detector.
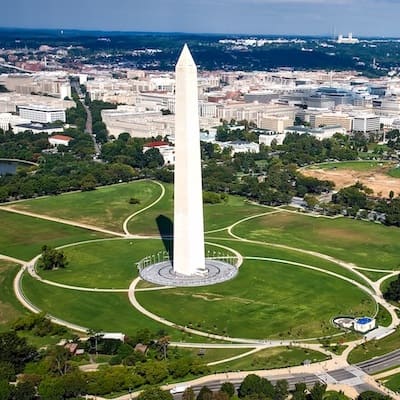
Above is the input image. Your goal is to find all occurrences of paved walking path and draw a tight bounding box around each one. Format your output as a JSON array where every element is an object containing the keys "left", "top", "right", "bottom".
[
  {"left": 5, "top": 182, "right": 400, "bottom": 399},
  {"left": 122, "top": 181, "right": 165, "bottom": 235},
  {"left": 0, "top": 254, "right": 25, "bottom": 265},
  {"left": 1, "top": 206, "right": 124, "bottom": 237}
]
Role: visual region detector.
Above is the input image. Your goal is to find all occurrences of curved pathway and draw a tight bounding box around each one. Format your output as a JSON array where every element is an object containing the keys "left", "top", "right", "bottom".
[
  {"left": 1, "top": 206, "right": 125, "bottom": 237},
  {"left": 122, "top": 181, "right": 166, "bottom": 235},
  {"left": 7, "top": 184, "right": 400, "bottom": 398},
  {"left": 225, "top": 216, "right": 399, "bottom": 329}
]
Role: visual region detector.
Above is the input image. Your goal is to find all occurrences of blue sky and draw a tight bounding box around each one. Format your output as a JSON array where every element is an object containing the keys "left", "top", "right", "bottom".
[{"left": 1, "top": 0, "right": 399, "bottom": 37}]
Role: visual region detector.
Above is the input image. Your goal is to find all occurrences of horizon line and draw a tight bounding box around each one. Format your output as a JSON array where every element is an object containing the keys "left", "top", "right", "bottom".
[{"left": 0, "top": 26, "right": 399, "bottom": 40}]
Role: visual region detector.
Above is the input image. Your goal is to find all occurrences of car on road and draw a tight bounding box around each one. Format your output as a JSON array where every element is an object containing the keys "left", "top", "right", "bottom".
[{"left": 170, "top": 385, "right": 189, "bottom": 394}]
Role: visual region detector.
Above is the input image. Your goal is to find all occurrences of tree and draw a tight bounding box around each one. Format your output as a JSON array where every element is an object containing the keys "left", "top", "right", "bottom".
[
  {"left": 137, "top": 387, "right": 173, "bottom": 400},
  {"left": 357, "top": 391, "right": 392, "bottom": 400},
  {"left": 309, "top": 382, "right": 327, "bottom": 400},
  {"left": 10, "top": 381, "right": 36, "bottom": 400},
  {"left": 274, "top": 379, "right": 288, "bottom": 400},
  {"left": 143, "top": 148, "right": 164, "bottom": 168},
  {"left": 197, "top": 386, "right": 213, "bottom": 400},
  {"left": 220, "top": 382, "right": 235, "bottom": 398},
  {"left": 157, "top": 336, "right": 170, "bottom": 360},
  {"left": 61, "top": 371, "right": 87, "bottom": 398},
  {"left": 38, "top": 378, "right": 64, "bottom": 400},
  {"left": 0, "top": 362, "right": 15, "bottom": 382},
  {"left": 292, "top": 382, "right": 307, "bottom": 400},
  {"left": 238, "top": 374, "right": 274, "bottom": 399},
  {"left": 304, "top": 194, "right": 318, "bottom": 209},
  {"left": 383, "top": 274, "right": 400, "bottom": 302},
  {"left": 182, "top": 387, "right": 196, "bottom": 400},
  {"left": 213, "top": 391, "right": 229, "bottom": 400},
  {"left": 0, "top": 331, "right": 37, "bottom": 373},
  {"left": 47, "top": 346, "right": 72, "bottom": 376},
  {"left": 0, "top": 380, "right": 10, "bottom": 400},
  {"left": 79, "top": 174, "right": 97, "bottom": 191},
  {"left": 38, "top": 246, "right": 68, "bottom": 271}
]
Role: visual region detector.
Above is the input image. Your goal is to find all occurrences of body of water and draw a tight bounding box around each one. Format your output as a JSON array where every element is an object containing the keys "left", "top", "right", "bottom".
[{"left": 0, "top": 160, "right": 33, "bottom": 175}]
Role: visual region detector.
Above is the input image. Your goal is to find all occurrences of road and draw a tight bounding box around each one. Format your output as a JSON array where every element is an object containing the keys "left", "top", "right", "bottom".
[
  {"left": 172, "top": 374, "right": 320, "bottom": 399},
  {"left": 357, "top": 349, "right": 400, "bottom": 375},
  {"left": 71, "top": 81, "right": 101, "bottom": 156}
]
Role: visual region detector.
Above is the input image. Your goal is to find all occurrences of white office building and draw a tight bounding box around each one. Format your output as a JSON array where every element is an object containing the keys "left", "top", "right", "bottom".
[
  {"left": 18, "top": 105, "right": 66, "bottom": 124},
  {"left": 352, "top": 114, "right": 380, "bottom": 133}
]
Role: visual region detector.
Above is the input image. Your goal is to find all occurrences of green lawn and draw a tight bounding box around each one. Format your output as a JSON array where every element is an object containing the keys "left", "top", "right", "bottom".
[
  {"left": 21, "top": 273, "right": 169, "bottom": 336},
  {"left": 382, "top": 373, "right": 400, "bottom": 392},
  {"left": 136, "top": 259, "right": 375, "bottom": 340},
  {"left": 307, "top": 161, "right": 390, "bottom": 171},
  {"left": 8, "top": 180, "right": 162, "bottom": 232},
  {"left": 38, "top": 239, "right": 237, "bottom": 289},
  {"left": 128, "top": 183, "right": 173, "bottom": 235},
  {"left": 208, "top": 237, "right": 372, "bottom": 288},
  {"left": 38, "top": 238, "right": 161, "bottom": 289},
  {"left": 355, "top": 269, "right": 391, "bottom": 282},
  {"left": 0, "top": 210, "right": 111, "bottom": 260},
  {"left": 128, "top": 183, "right": 272, "bottom": 235},
  {"left": 348, "top": 328, "right": 400, "bottom": 364},
  {"left": 212, "top": 346, "right": 329, "bottom": 372},
  {"left": 388, "top": 167, "right": 400, "bottom": 178},
  {"left": 184, "top": 347, "right": 253, "bottom": 365},
  {"left": 375, "top": 304, "right": 392, "bottom": 327},
  {"left": 0, "top": 261, "right": 28, "bottom": 330},
  {"left": 233, "top": 211, "right": 400, "bottom": 271},
  {"left": 381, "top": 274, "right": 399, "bottom": 293}
]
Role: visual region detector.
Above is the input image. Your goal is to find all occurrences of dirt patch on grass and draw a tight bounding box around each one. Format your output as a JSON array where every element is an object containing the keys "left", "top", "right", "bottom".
[
  {"left": 192, "top": 293, "right": 223, "bottom": 301},
  {"left": 303, "top": 168, "right": 400, "bottom": 197},
  {"left": 313, "top": 227, "right": 367, "bottom": 243}
]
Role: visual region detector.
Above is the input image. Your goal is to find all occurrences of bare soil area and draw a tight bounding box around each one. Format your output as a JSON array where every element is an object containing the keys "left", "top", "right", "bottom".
[{"left": 303, "top": 168, "right": 400, "bottom": 197}]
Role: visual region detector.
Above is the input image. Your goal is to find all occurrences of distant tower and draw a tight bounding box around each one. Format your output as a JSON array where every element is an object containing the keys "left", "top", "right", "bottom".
[{"left": 173, "top": 44, "right": 206, "bottom": 276}]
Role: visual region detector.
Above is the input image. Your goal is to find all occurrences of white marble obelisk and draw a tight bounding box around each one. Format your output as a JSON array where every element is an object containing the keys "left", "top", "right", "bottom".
[{"left": 173, "top": 44, "right": 206, "bottom": 276}]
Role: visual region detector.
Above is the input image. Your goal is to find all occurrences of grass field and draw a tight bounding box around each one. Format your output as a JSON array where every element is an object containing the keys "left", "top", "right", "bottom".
[
  {"left": 355, "top": 269, "right": 390, "bottom": 282},
  {"left": 233, "top": 211, "right": 400, "bottom": 271},
  {"left": 0, "top": 261, "right": 28, "bottom": 330},
  {"left": 8, "top": 180, "right": 162, "bottom": 232},
  {"left": 208, "top": 237, "right": 372, "bottom": 288},
  {"left": 306, "top": 161, "right": 390, "bottom": 171},
  {"left": 185, "top": 347, "right": 253, "bottom": 365},
  {"left": 136, "top": 259, "right": 375, "bottom": 340},
  {"left": 21, "top": 273, "right": 168, "bottom": 336},
  {"left": 38, "top": 239, "right": 235, "bottom": 289},
  {"left": 381, "top": 373, "right": 400, "bottom": 392},
  {"left": 376, "top": 304, "right": 392, "bottom": 327},
  {"left": 388, "top": 167, "right": 400, "bottom": 178},
  {"left": 212, "top": 346, "right": 329, "bottom": 372},
  {"left": 128, "top": 183, "right": 271, "bottom": 235},
  {"left": 0, "top": 210, "right": 111, "bottom": 260},
  {"left": 38, "top": 238, "right": 161, "bottom": 288},
  {"left": 347, "top": 328, "right": 400, "bottom": 364}
]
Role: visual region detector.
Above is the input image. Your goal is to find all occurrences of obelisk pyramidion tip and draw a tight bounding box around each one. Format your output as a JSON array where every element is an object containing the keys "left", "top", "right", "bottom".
[{"left": 176, "top": 43, "right": 196, "bottom": 69}]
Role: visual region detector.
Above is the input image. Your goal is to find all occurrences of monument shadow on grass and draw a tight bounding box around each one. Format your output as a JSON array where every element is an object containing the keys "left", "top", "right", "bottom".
[{"left": 156, "top": 214, "right": 173, "bottom": 261}]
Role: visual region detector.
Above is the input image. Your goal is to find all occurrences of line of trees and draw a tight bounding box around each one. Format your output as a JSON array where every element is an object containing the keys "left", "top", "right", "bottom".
[{"left": 137, "top": 374, "right": 392, "bottom": 400}]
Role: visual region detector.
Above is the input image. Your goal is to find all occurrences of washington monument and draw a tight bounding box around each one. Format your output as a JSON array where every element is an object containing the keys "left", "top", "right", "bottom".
[
  {"left": 138, "top": 45, "right": 237, "bottom": 286},
  {"left": 173, "top": 44, "right": 206, "bottom": 276}
]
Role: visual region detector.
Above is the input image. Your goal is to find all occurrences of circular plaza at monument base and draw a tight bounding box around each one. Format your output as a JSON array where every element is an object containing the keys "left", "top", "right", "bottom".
[{"left": 138, "top": 258, "right": 238, "bottom": 287}]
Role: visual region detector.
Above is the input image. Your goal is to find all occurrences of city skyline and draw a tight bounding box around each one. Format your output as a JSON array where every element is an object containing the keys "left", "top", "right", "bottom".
[{"left": 2, "top": 0, "right": 400, "bottom": 37}]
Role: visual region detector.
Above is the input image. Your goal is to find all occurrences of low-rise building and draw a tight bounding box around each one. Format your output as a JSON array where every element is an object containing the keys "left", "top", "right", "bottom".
[
  {"left": 259, "top": 115, "right": 293, "bottom": 133},
  {"left": 143, "top": 141, "right": 175, "bottom": 165},
  {"left": 18, "top": 104, "right": 66, "bottom": 123},
  {"left": 14, "top": 123, "right": 63, "bottom": 135},
  {"left": 284, "top": 125, "right": 347, "bottom": 140},
  {"left": 216, "top": 140, "right": 259, "bottom": 155},
  {"left": 48, "top": 134, "right": 73, "bottom": 147},
  {"left": 352, "top": 114, "right": 380, "bottom": 134},
  {"left": 259, "top": 132, "right": 286, "bottom": 146}
]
